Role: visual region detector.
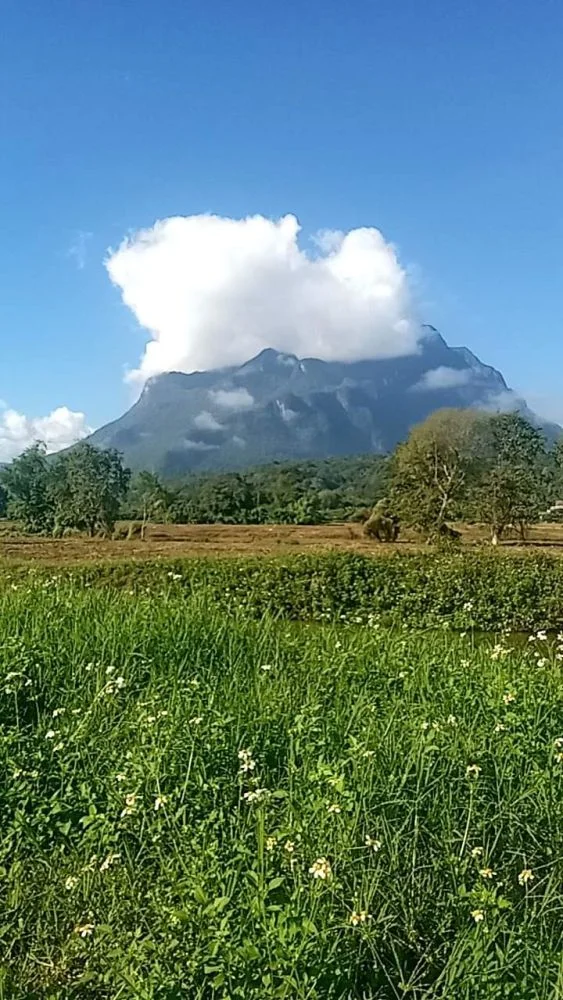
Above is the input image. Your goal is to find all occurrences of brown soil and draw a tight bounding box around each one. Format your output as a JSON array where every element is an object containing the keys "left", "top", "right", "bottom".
[{"left": 1, "top": 521, "right": 563, "bottom": 566}]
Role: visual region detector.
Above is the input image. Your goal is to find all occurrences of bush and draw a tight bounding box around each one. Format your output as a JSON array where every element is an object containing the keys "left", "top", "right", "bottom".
[{"left": 6, "top": 551, "right": 563, "bottom": 631}]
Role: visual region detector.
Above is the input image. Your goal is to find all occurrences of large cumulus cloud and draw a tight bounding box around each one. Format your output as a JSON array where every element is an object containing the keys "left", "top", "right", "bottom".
[
  {"left": 0, "top": 405, "right": 90, "bottom": 462},
  {"left": 106, "top": 213, "right": 420, "bottom": 383}
]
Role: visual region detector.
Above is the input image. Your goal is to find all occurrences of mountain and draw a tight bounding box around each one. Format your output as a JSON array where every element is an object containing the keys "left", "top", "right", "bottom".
[{"left": 86, "top": 327, "right": 551, "bottom": 475}]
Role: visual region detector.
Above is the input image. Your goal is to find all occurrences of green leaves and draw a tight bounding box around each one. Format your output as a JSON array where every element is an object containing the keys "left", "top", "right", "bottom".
[
  {"left": 1, "top": 442, "right": 131, "bottom": 537},
  {"left": 469, "top": 413, "right": 549, "bottom": 542}
]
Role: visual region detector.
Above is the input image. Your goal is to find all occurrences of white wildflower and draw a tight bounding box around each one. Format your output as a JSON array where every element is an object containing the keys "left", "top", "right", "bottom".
[
  {"left": 243, "top": 788, "right": 269, "bottom": 804},
  {"left": 518, "top": 868, "right": 535, "bottom": 885},
  {"left": 74, "top": 923, "right": 95, "bottom": 938},
  {"left": 121, "top": 793, "right": 138, "bottom": 817},
  {"left": 238, "top": 749, "right": 256, "bottom": 773},
  {"left": 365, "top": 836, "right": 382, "bottom": 852},
  {"left": 309, "top": 857, "right": 332, "bottom": 880},
  {"left": 99, "top": 852, "right": 121, "bottom": 872}
]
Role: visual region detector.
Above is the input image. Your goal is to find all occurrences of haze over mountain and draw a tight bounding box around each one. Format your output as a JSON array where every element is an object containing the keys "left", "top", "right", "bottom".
[{"left": 86, "top": 326, "right": 551, "bottom": 476}]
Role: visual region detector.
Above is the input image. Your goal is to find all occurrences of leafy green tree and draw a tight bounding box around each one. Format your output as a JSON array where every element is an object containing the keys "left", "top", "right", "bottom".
[
  {"left": 291, "top": 493, "right": 323, "bottom": 525},
  {"left": 1, "top": 443, "right": 54, "bottom": 533},
  {"left": 128, "top": 471, "right": 170, "bottom": 538},
  {"left": 389, "top": 409, "right": 484, "bottom": 535},
  {"left": 0, "top": 483, "right": 7, "bottom": 518},
  {"left": 50, "top": 444, "right": 130, "bottom": 536},
  {"left": 470, "top": 413, "right": 548, "bottom": 545},
  {"left": 549, "top": 438, "right": 563, "bottom": 504}
]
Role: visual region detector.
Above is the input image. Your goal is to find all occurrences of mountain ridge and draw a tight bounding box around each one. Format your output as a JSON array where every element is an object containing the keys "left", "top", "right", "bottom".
[{"left": 86, "top": 328, "right": 552, "bottom": 475}]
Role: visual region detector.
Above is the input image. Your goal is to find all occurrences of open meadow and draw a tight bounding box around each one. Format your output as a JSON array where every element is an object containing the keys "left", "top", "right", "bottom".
[
  {"left": 3, "top": 520, "right": 563, "bottom": 565},
  {"left": 2, "top": 565, "right": 563, "bottom": 998}
]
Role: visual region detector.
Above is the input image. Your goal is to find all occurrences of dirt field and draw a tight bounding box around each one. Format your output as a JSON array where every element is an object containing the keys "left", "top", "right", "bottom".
[{"left": 1, "top": 520, "right": 563, "bottom": 565}]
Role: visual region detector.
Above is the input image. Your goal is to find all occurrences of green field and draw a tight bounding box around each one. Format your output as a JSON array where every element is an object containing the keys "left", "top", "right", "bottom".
[{"left": 2, "top": 573, "right": 563, "bottom": 998}]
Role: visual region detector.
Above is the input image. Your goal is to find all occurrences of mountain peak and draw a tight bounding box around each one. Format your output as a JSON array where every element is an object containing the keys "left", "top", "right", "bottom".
[
  {"left": 86, "top": 329, "right": 549, "bottom": 475},
  {"left": 240, "top": 347, "right": 299, "bottom": 372}
]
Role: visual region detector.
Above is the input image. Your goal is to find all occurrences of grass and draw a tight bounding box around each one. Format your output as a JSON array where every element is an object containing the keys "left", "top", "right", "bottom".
[{"left": 2, "top": 579, "right": 563, "bottom": 997}]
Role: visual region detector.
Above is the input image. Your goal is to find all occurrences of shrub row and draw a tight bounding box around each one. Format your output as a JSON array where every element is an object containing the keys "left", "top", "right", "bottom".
[{"left": 5, "top": 551, "right": 563, "bottom": 631}]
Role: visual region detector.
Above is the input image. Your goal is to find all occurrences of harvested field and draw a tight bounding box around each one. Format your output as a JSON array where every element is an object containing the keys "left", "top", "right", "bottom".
[{"left": 2, "top": 520, "right": 563, "bottom": 564}]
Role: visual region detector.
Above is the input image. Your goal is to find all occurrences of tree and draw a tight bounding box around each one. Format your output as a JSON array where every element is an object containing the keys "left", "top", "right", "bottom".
[
  {"left": 389, "top": 409, "right": 484, "bottom": 536},
  {"left": 1, "top": 443, "right": 54, "bottom": 533},
  {"left": 50, "top": 444, "right": 130, "bottom": 536},
  {"left": 470, "top": 413, "right": 548, "bottom": 545},
  {"left": 128, "top": 471, "right": 170, "bottom": 539}
]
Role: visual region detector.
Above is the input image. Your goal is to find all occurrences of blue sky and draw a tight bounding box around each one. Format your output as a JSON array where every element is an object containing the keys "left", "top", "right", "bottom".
[{"left": 1, "top": 0, "right": 561, "bottom": 454}]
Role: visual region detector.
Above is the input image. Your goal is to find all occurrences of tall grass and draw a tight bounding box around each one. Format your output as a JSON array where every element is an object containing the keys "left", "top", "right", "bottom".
[{"left": 1, "top": 581, "right": 563, "bottom": 997}]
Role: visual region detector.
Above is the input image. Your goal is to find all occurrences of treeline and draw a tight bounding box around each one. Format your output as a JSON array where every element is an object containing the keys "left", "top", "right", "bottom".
[
  {"left": 0, "top": 448, "right": 389, "bottom": 533},
  {"left": 1, "top": 409, "right": 562, "bottom": 538},
  {"left": 145, "top": 455, "right": 390, "bottom": 525}
]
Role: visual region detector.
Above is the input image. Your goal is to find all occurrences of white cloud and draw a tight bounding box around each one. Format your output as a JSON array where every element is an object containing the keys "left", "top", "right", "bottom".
[
  {"left": 277, "top": 400, "right": 298, "bottom": 423},
  {"left": 479, "top": 390, "right": 519, "bottom": 413},
  {"left": 208, "top": 388, "right": 254, "bottom": 410},
  {"left": 414, "top": 366, "right": 472, "bottom": 391},
  {"left": 193, "top": 410, "right": 223, "bottom": 430},
  {"left": 106, "top": 213, "right": 420, "bottom": 383},
  {"left": 184, "top": 438, "right": 219, "bottom": 451},
  {"left": 0, "top": 406, "right": 91, "bottom": 462}
]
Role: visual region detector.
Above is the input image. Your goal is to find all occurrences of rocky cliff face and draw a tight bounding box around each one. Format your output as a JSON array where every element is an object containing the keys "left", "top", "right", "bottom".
[{"left": 86, "top": 327, "right": 542, "bottom": 474}]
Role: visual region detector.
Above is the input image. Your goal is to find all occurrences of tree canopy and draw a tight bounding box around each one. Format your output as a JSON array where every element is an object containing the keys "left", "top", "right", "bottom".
[
  {"left": 1, "top": 442, "right": 53, "bottom": 533},
  {"left": 1, "top": 443, "right": 130, "bottom": 536},
  {"left": 469, "top": 413, "right": 549, "bottom": 543},
  {"left": 389, "top": 409, "right": 485, "bottom": 534}
]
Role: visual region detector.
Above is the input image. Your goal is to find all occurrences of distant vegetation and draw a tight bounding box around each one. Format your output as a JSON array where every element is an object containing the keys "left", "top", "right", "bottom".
[{"left": 1, "top": 410, "right": 562, "bottom": 541}]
